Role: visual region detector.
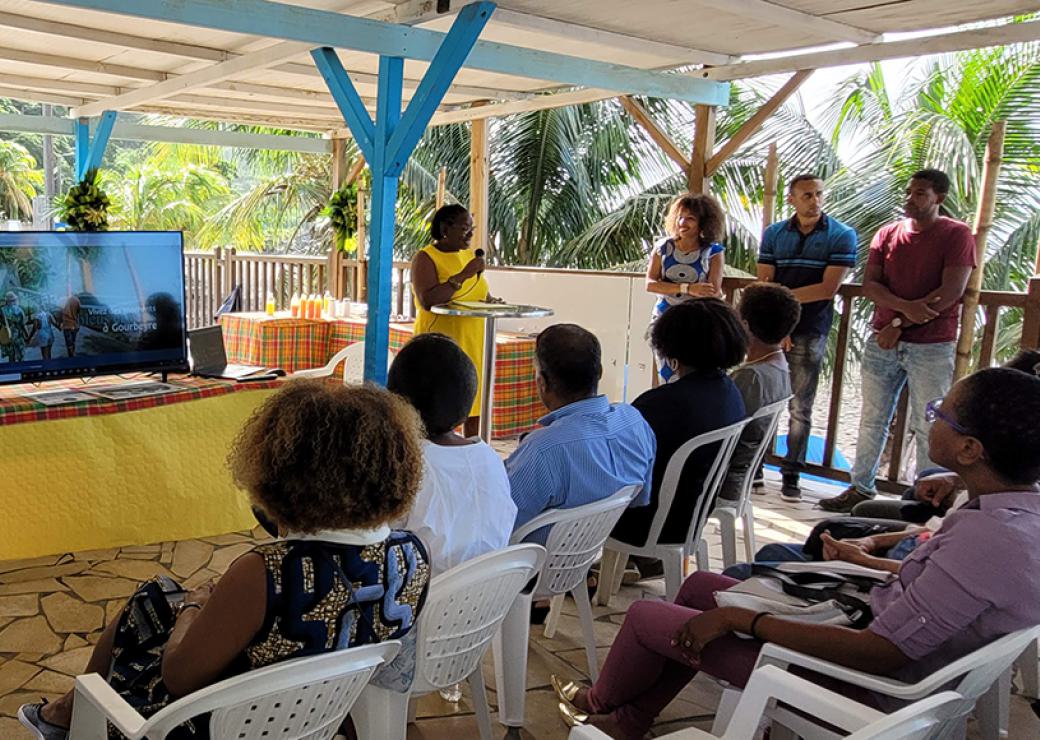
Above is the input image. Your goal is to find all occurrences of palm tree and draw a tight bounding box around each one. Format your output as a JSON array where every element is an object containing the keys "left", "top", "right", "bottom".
[
  {"left": 821, "top": 44, "right": 1040, "bottom": 360},
  {"left": 0, "top": 140, "right": 43, "bottom": 221}
]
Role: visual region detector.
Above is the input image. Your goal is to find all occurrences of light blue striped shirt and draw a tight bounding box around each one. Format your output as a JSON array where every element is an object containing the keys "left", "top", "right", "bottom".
[{"left": 506, "top": 395, "right": 655, "bottom": 537}]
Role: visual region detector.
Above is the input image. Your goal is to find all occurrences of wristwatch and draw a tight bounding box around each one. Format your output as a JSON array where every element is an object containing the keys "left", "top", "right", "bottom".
[
  {"left": 447, "top": 276, "right": 463, "bottom": 290},
  {"left": 679, "top": 283, "right": 690, "bottom": 296}
]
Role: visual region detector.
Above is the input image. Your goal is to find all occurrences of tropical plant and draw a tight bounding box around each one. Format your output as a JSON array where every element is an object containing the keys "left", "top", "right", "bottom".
[
  {"left": 59, "top": 168, "right": 111, "bottom": 231},
  {"left": 0, "top": 139, "right": 43, "bottom": 221},
  {"left": 322, "top": 181, "right": 359, "bottom": 253}
]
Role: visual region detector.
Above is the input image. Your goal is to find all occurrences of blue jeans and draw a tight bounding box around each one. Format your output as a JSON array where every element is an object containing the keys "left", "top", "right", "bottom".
[
  {"left": 781, "top": 333, "right": 827, "bottom": 476},
  {"left": 851, "top": 339, "right": 955, "bottom": 496}
]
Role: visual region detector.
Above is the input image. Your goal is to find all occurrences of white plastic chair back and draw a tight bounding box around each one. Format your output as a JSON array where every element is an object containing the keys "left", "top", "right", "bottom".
[
  {"left": 732, "top": 396, "right": 789, "bottom": 516},
  {"left": 847, "top": 692, "right": 962, "bottom": 740},
  {"left": 510, "top": 485, "right": 640, "bottom": 598},
  {"left": 290, "top": 341, "right": 394, "bottom": 384},
  {"left": 928, "top": 625, "right": 1040, "bottom": 735},
  {"left": 649, "top": 419, "right": 748, "bottom": 550},
  {"left": 79, "top": 642, "right": 399, "bottom": 740},
  {"left": 412, "top": 543, "right": 545, "bottom": 693}
]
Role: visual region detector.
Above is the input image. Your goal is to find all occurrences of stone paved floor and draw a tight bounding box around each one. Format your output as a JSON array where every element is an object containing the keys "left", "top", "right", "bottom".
[{"left": 1, "top": 472, "right": 1037, "bottom": 738}]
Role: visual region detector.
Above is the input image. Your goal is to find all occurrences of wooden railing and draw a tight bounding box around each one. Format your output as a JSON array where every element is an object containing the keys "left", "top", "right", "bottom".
[{"left": 185, "top": 249, "right": 1040, "bottom": 491}]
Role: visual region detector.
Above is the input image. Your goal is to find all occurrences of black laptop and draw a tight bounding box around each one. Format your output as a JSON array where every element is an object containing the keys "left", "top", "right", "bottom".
[{"left": 188, "top": 326, "right": 283, "bottom": 381}]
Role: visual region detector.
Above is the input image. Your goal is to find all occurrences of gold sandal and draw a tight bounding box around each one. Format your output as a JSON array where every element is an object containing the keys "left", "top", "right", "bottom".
[
  {"left": 551, "top": 674, "right": 583, "bottom": 705},
  {"left": 557, "top": 700, "right": 589, "bottom": 728}
]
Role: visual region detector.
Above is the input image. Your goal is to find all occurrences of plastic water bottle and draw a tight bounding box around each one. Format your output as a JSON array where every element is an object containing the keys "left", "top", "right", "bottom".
[{"left": 439, "top": 683, "right": 462, "bottom": 703}]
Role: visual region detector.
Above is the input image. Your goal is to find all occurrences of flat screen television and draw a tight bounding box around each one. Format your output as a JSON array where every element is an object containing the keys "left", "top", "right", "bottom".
[{"left": 0, "top": 231, "right": 188, "bottom": 384}]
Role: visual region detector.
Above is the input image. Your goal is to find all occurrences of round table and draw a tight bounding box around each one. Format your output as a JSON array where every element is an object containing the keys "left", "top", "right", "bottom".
[{"left": 431, "top": 303, "right": 553, "bottom": 441}]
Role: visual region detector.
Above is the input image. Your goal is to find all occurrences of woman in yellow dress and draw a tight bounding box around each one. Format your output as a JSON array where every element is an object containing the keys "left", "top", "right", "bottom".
[{"left": 411, "top": 204, "right": 494, "bottom": 437}]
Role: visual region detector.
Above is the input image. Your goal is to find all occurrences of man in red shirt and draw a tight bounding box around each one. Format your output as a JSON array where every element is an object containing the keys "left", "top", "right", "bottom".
[{"left": 820, "top": 169, "right": 976, "bottom": 512}]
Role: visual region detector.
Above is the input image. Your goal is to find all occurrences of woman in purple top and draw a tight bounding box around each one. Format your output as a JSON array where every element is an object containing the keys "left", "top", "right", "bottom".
[{"left": 552, "top": 366, "right": 1040, "bottom": 739}]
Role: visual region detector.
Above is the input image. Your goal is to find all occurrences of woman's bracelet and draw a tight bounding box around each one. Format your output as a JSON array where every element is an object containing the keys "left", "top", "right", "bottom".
[
  {"left": 446, "top": 276, "right": 463, "bottom": 290},
  {"left": 178, "top": 601, "right": 202, "bottom": 617},
  {"left": 749, "top": 611, "right": 772, "bottom": 641}
]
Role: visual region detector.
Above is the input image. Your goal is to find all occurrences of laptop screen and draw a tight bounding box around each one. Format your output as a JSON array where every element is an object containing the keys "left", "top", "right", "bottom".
[{"left": 188, "top": 326, "right": 229, "bottom": 370}]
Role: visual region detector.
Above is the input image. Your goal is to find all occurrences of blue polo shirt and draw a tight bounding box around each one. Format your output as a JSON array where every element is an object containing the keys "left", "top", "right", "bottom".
[{"left": 759, "top": 213, "right": 857, "bottom": 337}]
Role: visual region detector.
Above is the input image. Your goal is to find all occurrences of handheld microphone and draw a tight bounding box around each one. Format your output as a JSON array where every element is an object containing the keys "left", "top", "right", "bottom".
[{"left": 475, "top": 248, "right": 485, "bottom": 277}]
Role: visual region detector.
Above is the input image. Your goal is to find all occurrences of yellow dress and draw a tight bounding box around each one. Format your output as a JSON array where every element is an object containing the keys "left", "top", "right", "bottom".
[{"left": 413, "top": 244, "right": 490, "bottom": 417}]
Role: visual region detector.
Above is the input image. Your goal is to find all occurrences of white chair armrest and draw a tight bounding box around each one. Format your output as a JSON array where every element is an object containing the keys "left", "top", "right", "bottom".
[
  {"left": 71, "top": 673, "right": 147, "bottom": 739},
  {"left": 756, "top": 643, "right": 930, "bottom": 699},
  {"left": 724, "top": 665, "right": 882, "bottom": 738},
  {"left": 289, "top": 366, "right": 331, "bottom": 378}
]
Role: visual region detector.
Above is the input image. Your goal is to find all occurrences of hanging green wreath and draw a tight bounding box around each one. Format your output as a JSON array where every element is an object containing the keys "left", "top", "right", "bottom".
[
  {"left": 59, "top": 169, "right": 111, "bottom": 232},
  {"left": 323, "top": 182, "right": 358, "bottom": 253}
]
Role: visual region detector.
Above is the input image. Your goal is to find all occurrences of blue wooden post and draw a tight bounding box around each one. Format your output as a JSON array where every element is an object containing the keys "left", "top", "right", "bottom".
[
  {"left": 74, "top": 110, "right": 118, "bottom": 181},
  {"left": 312, "top": 2, "right": 494, "bottom": 384},
  {"left": 365, "top": 55, "right": 403, "bottom": 384},
  {"left": 74, "top": 119, "right": 90, "bottom": 181}
]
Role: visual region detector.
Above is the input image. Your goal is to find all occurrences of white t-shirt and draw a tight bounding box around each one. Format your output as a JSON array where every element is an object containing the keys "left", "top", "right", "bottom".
[{"left": 397, "top": 439, "right": 516, "bottom": 576}]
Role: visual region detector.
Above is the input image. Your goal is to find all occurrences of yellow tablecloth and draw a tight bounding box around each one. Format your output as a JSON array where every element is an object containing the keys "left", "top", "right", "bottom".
[{"left": 0, "top": 385, "right": 276, "bottom": 561}]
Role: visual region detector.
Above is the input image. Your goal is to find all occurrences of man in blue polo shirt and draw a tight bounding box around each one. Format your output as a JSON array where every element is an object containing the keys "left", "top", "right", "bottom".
[{"left": 758, "top": 174, "right": 857, "bottom": 501}]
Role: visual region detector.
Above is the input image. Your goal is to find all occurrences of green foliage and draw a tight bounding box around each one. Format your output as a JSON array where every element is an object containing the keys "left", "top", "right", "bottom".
[
  {"left": 59, "top": 169, "right": 111, "bottom": 231},
  {"left": 323, "top": 182, "right": 359, "bottom": 253},
  {"left": 0, "top": 139, "right": 43, "bottom": 221}
]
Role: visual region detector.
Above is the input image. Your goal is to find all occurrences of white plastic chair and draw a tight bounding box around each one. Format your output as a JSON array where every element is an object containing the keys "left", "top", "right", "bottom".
[
  {"left": 567, "top": 665, "right": 962, "bottom": 739},
  {"left": 596, "top": 419, "right": 749, "bottom": 605},
  {"left": 69, "top": 641, "right": 399, "bottom": 739},
  {"left": 712, "top": 626, "right": 1040, "bottom": 740},
  {"left": 710, "top": 397, "right": 790, "bottom": 568},
  {"left": 291, "top": 341, "right": 394, "bottom": 384},
  {"left": 351, "top": 544, "right": 545, "bottom": 740},
  {"left": 492, "top": 485, "right": 641, "bottom": 728}
]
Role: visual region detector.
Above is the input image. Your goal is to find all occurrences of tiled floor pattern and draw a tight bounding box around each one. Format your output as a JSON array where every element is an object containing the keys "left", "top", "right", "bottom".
[{"left": 1, "top": 475, "right": 1038, "bottom": 738}]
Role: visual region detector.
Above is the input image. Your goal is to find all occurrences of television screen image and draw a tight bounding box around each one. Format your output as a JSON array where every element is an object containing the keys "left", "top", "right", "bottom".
[{"left": 0, "top": 231, "right": 188, "bottom": 384}]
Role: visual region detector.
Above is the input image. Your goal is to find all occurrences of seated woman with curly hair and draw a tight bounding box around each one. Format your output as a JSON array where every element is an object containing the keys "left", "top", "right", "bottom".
[{"left": 19, "top": 382, "right": 430, "bottom": 740}]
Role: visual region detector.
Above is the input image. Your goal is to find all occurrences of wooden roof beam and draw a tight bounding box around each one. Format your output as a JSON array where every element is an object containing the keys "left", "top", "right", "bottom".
[
  {"left": 694, "top": 0, "right": 878, "bottom": 44},
  {"left": 705, "top": 69, "right": 812, "bottom": 176},
  {"left": 619, "top": 96, "right": 689, "bottom": 171}
]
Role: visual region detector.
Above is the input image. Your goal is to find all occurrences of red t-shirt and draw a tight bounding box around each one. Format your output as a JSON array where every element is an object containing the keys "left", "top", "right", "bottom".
[{"left": 868, "top": 217, "right": 977, "bottom": 343}]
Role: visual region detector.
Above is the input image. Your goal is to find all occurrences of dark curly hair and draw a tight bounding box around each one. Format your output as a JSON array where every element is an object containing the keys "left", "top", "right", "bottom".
[
  {"left": 910, "top": 168, "right": 951, "bottom": 195},
  {"left": 387, "top": 333, "right": 477, "bottom": 436},
  {"left": 954, "top": 367, "right": 1040, "bottom": 484},
  {"left": 738, "top": 282, "right": 802, "bottom": 344},
  {"left": 228, "top": 381, "right": 424, "bottom": 533},
  {"left": 430, "top": 203, "right": 469, "bottom": 241},
  {"left": 652, "top": 298, "right": 747, "bottom": 373},
  {"left": 664, "top": 192, "right": 726, "bottom": 243}
]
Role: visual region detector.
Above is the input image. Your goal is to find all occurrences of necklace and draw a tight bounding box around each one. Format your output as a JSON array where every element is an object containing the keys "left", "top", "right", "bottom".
[{"left": 742, "top": 349, "right": 784, "bottom": 366}]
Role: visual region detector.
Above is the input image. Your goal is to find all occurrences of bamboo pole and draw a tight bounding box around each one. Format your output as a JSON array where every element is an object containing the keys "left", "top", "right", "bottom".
[
  {"left": 470, "top": 115, "right": 490, "bottom": 255},
  {"left": 954, "top": 120, "right": 1006, "bottom": 380},
  {"left": 762, "top": 142, "right": 779, "bottom": 234},
  {"left": 435, "top": 165, "right": 447, "bottom": 209}
]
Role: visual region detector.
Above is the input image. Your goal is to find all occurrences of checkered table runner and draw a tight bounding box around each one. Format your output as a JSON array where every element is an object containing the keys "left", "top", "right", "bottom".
[
  {"left": 219, "top": 312, "right": 542, "bottom": 439},
  {"left": 0, "top": 374, "right": 281, "bottom": 427}
]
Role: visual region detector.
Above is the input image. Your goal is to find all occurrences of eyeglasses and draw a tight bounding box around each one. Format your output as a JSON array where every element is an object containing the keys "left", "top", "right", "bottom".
[{"left": 925, "top": 397, "right": 971, "bottom": 436}]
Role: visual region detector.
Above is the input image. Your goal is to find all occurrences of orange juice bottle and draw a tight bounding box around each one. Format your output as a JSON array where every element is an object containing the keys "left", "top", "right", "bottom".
[
  {"left": 309, "top": 294, "right": 318, "bottom": 319},
  {"left": 290, "top": 292, "right": 300, "bottom": 318},
  {"left": 265, "top": 292, "right": 276, "bottom": 316},
  {"left": 323, "top": 291, "right": 332, "bottom": 317}
]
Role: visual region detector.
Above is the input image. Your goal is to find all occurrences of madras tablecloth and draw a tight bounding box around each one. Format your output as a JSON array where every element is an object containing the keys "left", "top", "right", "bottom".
[
  {"left": 0, "top": 374, "right": 279, "bottom": 560},
  {"left": 220, "top": 312, "right": 543, "bottom": 439}
]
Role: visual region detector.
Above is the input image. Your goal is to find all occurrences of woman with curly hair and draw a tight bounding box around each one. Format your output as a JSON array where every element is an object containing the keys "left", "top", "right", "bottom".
[
  {"left": 646, "top": 193, "right": 727, "bottom": 383},
  {"left": 19, "top": 382, "right": 430, "bottom": 740}
]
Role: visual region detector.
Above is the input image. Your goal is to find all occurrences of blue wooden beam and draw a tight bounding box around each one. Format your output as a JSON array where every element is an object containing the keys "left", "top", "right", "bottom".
[
  {"left": 310, "top": 48, "right": 374, "bottom": 163},
  {"left": 39, "top": 0, "right": 730, "bottom": 105},
  {"left": 364, "top": 55, "right": 404, "bottom": 385},
  {"left": 385, "top": 2, "right": 492, "bottom": 177},
  {"left": 74, "top": 111, "right": 118, "bottom": 180}
]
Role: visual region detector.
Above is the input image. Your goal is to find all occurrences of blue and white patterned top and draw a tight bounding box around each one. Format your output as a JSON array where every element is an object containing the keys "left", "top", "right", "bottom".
[
  {"left": 506, "top": 395, "right": 655, "bottom": 542},
  {"left": 651, "top": 237, "right": 724, "bottom": 319}
]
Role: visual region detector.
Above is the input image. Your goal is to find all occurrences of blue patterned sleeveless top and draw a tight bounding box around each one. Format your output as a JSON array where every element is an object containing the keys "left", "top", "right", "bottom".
[{"left": 651, "top": 237, "right": 725, "bottom": 319}]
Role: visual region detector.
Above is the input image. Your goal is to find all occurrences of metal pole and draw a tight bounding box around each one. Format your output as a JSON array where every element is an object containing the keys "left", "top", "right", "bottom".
[{"left": 478, "top": 315, "right": 497, "bottom": 441}]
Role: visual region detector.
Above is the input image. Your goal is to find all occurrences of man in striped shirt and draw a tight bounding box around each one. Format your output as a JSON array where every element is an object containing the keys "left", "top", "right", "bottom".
[{"left": 507, "top": 324, "right": 655, "bottom": 541}]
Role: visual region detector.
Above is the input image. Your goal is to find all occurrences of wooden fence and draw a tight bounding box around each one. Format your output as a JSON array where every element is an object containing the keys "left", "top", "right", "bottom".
[{"left": 185, "top": 249, "right": 1040, "bottom": 491}]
